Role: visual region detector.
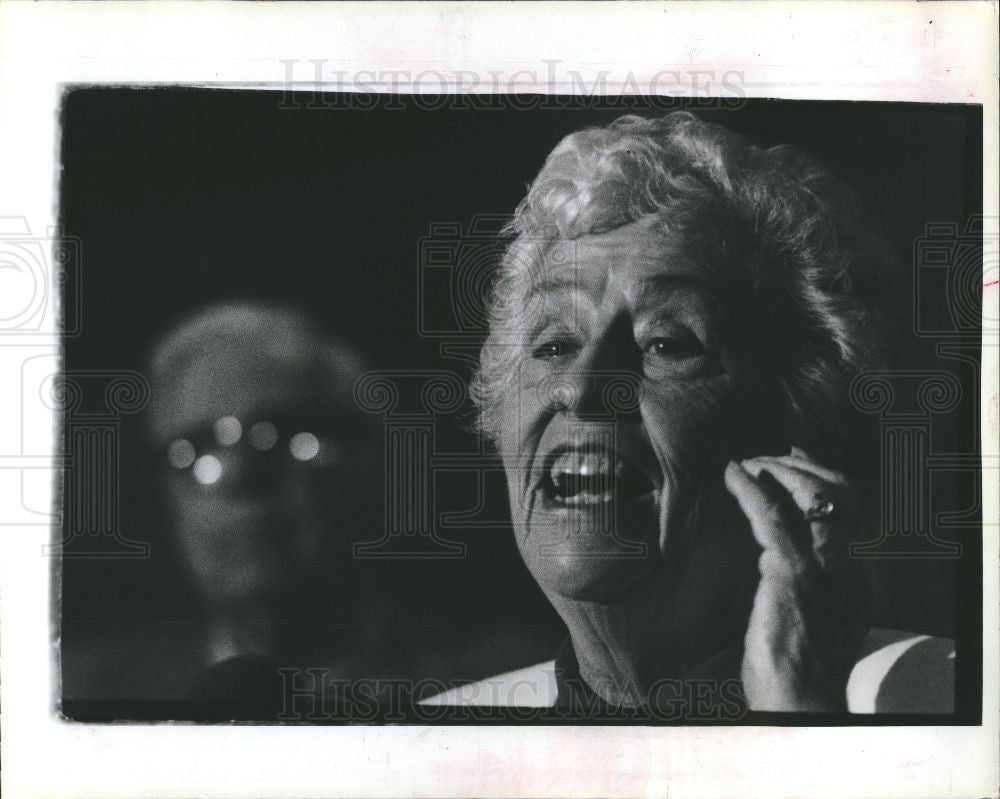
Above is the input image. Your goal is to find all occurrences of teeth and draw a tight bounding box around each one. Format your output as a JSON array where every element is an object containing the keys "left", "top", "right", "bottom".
[
  {"left": 546, "top": 448, "right": 654, "bottom": 504},
  {"left": 550, "top": 451, "right": 614, "bottom": 482},
  {"left": 549, "top": 450, "right": 618, "bottom": 504},
  {"left": 556, "top": 489, "right": 615, "bottom": 506}
]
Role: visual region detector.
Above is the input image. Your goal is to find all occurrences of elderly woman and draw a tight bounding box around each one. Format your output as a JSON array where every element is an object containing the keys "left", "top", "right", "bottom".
[{"left": 425, "top": 112, "right": 953, "bottom": 717}]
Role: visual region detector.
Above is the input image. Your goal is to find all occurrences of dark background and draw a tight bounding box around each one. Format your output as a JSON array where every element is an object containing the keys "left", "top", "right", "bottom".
[{"left": 58, "top": 90, "right": 983, "bottom": 717}]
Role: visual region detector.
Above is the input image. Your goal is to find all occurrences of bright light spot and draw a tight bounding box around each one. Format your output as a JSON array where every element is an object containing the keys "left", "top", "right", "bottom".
[
  {"left": 289, "top": 432, "right": 320, "bottom": 461},
  {"left": 192, "top": 454, "right": 223, "bottom": 485},
  {"left": 214, "top": 415, "right": 242, "bottom": 446},
  {"left": 166, "top": 438, "right": 196, "bottom": 469},
  {"left": 249, "top": 420, "right": 279, "bottom": 451}
]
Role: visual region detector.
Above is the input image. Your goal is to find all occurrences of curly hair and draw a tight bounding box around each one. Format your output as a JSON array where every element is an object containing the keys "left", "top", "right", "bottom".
[{"left": 472, "top": 112, "right": 903, "bottom": 463}]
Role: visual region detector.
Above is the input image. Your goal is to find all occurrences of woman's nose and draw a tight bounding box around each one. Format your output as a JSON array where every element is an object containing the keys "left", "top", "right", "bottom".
[{"left": 544, "top": 336, "right": 643, "bottom": 419}]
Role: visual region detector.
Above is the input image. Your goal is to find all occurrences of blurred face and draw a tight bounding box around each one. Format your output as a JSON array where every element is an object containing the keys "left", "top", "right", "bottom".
[
  {"left": 498, "top": 220, "right": 761, "bottom": 603},
  {"left": 158, "top": 347, "right": 371, "bottom": 613}
]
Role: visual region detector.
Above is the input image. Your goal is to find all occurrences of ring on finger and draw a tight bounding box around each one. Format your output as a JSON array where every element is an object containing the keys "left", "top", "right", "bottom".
[{"left": 803, "top": 497, "right": 836, "bottom": 522}]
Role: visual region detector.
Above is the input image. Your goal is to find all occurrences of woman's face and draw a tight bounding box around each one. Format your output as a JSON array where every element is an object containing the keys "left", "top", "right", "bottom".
[{"left": 498, "top": 219, "right": 761, "bottom": 602}]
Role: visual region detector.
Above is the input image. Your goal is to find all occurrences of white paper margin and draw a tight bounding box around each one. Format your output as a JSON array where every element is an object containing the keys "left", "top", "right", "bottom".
[{"left": 0, "top": 2, "right": 997, "bottom": 798}]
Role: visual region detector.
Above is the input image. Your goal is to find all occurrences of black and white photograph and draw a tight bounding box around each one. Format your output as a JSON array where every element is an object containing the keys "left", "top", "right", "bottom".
[
  {"left": 0, "top": 3, "right": 996, "bottom": 798},
  {"left": 55, "top": 91, "right": 982, "bottom": 724}
]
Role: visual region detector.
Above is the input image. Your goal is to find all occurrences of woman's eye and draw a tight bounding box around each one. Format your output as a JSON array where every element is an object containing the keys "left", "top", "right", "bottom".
[
  {"left": 645, "top": 336, "right": 703, "bottom": 358},
  {"left": 531, "top": 340, "right": 575, "bottom": 360}
]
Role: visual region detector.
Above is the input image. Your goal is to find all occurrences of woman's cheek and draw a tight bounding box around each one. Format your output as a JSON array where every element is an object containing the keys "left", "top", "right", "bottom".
[
  {"left": 644, "top": 379, "right": 743, "bottom": 568},
  {"left": 643, "top": 377, "right": 739, "bottom": 468},
  {"left": 500, "top": 360, "right": 555, "bottom": 432}
]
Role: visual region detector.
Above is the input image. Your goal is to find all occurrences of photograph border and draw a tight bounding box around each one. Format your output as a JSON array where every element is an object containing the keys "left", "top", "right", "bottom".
[{"left": 1, "top": 3, "right": 997, "bottom": 798}]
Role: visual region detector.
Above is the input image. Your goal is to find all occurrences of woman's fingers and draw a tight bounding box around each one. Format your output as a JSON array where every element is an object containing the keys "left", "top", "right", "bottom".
[
  {"left": 723, "top": 461, "right": 812, "bottom": 563},
  {"left": 730, "top": 451, "right": 865, "bottom": 712},
  {"left": 773, "top": 452, "right": 849, "bottom": 486},
  {"left": 734, "top": 455, "right": 858, "bottom": 571},
  {"left": 739, "top": 458, "right": 836, "bottom": 515}
]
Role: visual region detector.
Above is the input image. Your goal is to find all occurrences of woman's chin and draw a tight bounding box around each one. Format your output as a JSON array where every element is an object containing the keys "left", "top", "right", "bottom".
[
  {"left": 538, "top": 555, "right": 662, "bottom": 602},
  {"left": 523, "top": 535, "right": 664, "bottom": 602},
  {"left": 519, "top": 490, "right": 665, "bottom": 601}
]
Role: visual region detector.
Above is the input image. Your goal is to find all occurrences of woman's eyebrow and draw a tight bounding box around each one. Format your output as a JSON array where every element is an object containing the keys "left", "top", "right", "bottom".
[
  {"left": 633, "top": 273, "right": 713, "bottom": 312},
  {"left": 526, "top": 273, "right": 601, "bottom": 299}
]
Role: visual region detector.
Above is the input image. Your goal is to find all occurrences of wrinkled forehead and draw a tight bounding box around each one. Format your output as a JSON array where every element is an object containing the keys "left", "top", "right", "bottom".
[
  {"left": 151, "top": 347, "right": 361, "bottom": 444},
  {"left": 529, "top": 220, "right": 723, "bottom": 301}
]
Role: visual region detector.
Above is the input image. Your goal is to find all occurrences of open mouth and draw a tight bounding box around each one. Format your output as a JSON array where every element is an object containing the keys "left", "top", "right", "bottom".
[{"left": 540, "top": 448, "right": 656, "bottom": 507}]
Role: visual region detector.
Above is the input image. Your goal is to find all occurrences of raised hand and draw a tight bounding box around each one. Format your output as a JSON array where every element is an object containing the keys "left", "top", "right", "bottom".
[{"left": 724, "top": 448, "right": 872, "bottom": 712}]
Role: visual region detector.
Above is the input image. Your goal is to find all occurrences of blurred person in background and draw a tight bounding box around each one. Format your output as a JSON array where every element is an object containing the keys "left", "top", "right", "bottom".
[{"left": 147, "top": 301, "right": 385, "bottom": 716}]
